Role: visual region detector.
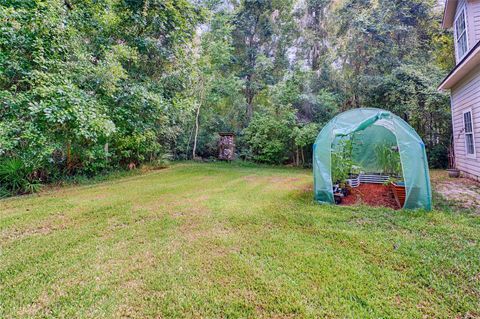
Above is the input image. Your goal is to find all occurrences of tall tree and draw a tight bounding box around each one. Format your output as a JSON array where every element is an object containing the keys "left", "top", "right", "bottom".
[{"left": 231, "top": 0, "right": 294, "bottom": 123}]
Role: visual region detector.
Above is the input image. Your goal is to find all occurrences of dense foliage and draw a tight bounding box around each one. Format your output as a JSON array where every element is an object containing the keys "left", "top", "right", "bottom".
[
  {"left": 0, "top": 0, "right": 204, "bottom": 195},
  {"left": 0, "top": 0, "right": 454, "bottom": 195}
]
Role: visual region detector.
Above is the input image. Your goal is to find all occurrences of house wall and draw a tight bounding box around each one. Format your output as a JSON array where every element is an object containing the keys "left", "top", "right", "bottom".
[
  {"left": 468, "top": 0, "right": 480, "bottom": 44},
  {"left": 454, "top": 0, "right": 480, "bottom": 63},
  {"left": 451, "top": 63, "right": 480, "bottom": 180}
]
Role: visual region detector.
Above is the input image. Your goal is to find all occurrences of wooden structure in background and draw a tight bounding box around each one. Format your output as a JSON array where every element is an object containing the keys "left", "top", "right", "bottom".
[{"left": 218, "top": 132, "right": 235, "bottom": 161}]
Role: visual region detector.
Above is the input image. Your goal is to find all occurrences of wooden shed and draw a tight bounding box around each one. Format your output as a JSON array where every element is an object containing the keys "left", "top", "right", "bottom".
[{"left": 218, "top": 132, "right": 235, "bottom": 161}]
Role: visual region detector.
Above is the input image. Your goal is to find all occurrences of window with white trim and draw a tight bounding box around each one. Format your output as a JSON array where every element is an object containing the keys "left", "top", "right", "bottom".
[
  {"left": 463, "top": 110, "right": 475, "bottom": 156},
  {"left": 454, "top": 7, "right": 468, "bottom": 60}
]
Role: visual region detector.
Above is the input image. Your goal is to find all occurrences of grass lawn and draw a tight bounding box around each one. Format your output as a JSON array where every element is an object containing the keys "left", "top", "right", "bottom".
[{"left": 1, "top": 162, "right": 479, "bottom": 318}]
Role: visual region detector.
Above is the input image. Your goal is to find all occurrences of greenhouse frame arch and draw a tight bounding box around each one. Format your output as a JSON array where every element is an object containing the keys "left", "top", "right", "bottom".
[{"left": 313, "top": 108, "right": 432, "bottom": 210}]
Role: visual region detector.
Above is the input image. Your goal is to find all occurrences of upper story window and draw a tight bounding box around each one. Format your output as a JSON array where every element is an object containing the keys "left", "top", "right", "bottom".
[
  {"left": 454, "top": 7, "right": 469, "bottom": 61},
  {"left": 463, "top": 110, "right": 475, "bottom": 157}
]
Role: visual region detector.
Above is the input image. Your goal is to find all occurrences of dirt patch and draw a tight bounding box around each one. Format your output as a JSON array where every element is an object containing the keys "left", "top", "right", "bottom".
[
  {"left": 17, "top": 290, "right": 53, "bottom": 317},
  {"left": 341, "top": 184, "right": 400, "bottom": 210},
  {"left": 268, "top": 177, "right": 301, "bottom": 183},
  {"left": 1, "top": 213, "right": 70, "bottom": 242},
  {"left": 243, "top": 175, "right": 301, "bottom": 184},
  {"left": 243, "top": 175, "right": 260, "bottom": 182},
  {"left": 435, "top": 180, "right": 480, "bottom": 210},
  {"left": 430, "top": 170, "right": 480, "bottom": 211},
  {"left": 242, "top": 175, "right": 307, "bottom": 191}
]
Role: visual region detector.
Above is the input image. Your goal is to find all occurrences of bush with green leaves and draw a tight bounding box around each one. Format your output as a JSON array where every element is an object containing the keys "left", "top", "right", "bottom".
[
  {"left": 243, "top": 111, "right": 296, "bottom": 164},
  {"left": 0, "top": 0, "right": 454, "bottom": 196},
  {"left": 292, "top": 123, "right": 320, "bottom": 166},
  {"left": 427, "top": 143, "right": 449, "bottom": 169},
  {"left": 0, "top": 0, "right": 203, "bottom": 196},
  {"left": 112, "top": 131, "right": 164, "bottom": 166},
  {"left": 331, "top": 138, "right": 355, "bottom": 185}
]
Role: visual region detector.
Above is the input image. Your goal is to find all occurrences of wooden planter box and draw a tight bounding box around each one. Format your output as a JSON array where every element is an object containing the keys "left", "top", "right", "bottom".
[{"left": 391, "top": 182, "right": 406, "bottom": 208}]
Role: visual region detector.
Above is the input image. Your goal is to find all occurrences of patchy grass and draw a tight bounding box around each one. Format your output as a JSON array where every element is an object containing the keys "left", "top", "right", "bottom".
[
  {"left": 431, "top": 169, "right": 480, "bottom": 212},
  {"left": 1, "top": 162, "right": 479, "bottom": 318}
]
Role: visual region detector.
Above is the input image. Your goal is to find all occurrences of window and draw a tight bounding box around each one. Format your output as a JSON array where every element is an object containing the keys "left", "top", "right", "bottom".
[
  {"left": 463, "top": 110, "right": 475, "bottom": 156},
  {"left": 454, "top": 7, "right": 469, "bottom": 60}
]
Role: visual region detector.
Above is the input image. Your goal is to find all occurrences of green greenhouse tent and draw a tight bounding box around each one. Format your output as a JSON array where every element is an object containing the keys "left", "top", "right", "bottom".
[{"left": 313, "top": 108, "right": 432, "bottom": 210}]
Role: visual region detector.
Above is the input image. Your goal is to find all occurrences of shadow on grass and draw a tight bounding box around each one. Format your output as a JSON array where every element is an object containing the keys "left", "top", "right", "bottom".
[{"left": 289, "top": 180, "right": 476, "bottom": 217}]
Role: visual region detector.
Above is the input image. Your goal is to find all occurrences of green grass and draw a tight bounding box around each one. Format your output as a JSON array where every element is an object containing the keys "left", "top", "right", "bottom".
[{"left": 1, "top": 162, "right": 479, "bottom": 318}]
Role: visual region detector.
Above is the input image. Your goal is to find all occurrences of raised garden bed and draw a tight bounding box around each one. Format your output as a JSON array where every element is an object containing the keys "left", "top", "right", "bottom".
[
  {"left": 335, "top": 173, "right": 405, "bottom": 209},
  {"left": 359, "top": 173, "right": 390, "bottom": 184},
  {"left": 347, "top": 174, "right": 360, "bottom": 188},
  {"left": 340, "top": 183, "right": 400, "bottom": 210},
  {"left": 391, "top": 181, "right": 406, "bottom": 208}
]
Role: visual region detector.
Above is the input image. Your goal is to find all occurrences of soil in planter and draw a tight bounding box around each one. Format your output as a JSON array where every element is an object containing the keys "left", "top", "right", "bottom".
[{"left": 341, "top": 183, "right": 400, "bottom": 210}]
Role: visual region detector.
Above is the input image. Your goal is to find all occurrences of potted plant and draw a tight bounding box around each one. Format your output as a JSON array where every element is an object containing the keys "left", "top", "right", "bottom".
[
  {"left": 332, "top": 184, "right": 348, "bottom": 204},
  {"left": 347, "top": 165, "right": 362, "bottom": 188},
  {"left": 447, "top": 168, "right": 460, "bottom": 178},
  {"left": 331, "top": 138, "right": 357, "bottom": 201},
  {"left": 332, "top": 160, "right": 349, "bottom": 203}
]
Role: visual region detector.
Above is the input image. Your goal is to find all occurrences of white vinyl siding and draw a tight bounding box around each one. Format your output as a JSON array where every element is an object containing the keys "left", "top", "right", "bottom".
[
  {"left": 455, "top": 6, "right": 469, "bottom": 60},
  {"left": 469, "top": 0, "right": 480, "bottom": 44},
  {"left": 451, "top": 63, "right": 480, "bottom": 178}
]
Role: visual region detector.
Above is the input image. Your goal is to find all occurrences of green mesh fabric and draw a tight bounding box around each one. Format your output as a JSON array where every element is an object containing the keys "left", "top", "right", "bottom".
[{"left": 313, "top": 108, "right": 432, "bottom": 210}]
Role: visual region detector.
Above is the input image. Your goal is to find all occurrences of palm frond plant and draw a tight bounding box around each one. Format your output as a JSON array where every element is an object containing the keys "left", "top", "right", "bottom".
[{"left": 0, "top": 158, "right": 41, "bottom": 197}]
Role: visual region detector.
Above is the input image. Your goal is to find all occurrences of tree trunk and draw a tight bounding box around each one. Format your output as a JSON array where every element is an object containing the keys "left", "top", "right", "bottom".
[
  {"left": 66, "top": 140, "right": 72, "bottom": 173},
  {"left": 64, "top": 0, "right": 73, "bottom": 10},
  {"left": 244, "top": 22, "right": 258, "bottom": 124},
  {"left": 296, "top": 147, "right": 300, "bottom": 166},
  {"left": 192, "top": 102, "right": 201, "bottom": 159},
  {"left": 245, "top": 75, "right": 254, "bottom": 122},
  {"left": 186, "top": 124, "right": 194, "bottom": 158},
  {"left": 104, "top": 142, "right": 109, "bottom": 164}
]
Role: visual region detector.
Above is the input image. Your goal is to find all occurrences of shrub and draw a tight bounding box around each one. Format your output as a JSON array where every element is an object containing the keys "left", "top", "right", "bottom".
[
  {"left": 147, "top": 153, "right": 173, "bottom": 170},
  {"left": 112, "top": 131, "right": 164, "bottom": 166},
  {"left": 0, "top": 158, "right": 41, "bottom": 196},
  {"left": 243, "top": 112, "right": 295, "bottom": 164},
  {"left": 79, "top": 144, "right": 112, "bottom": 176},
  {"left": 427, "top": 143, "right": 448, "bottom": 169},
  {"left": 292, "top": 123, "right": 319, "bottom": 166}
]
